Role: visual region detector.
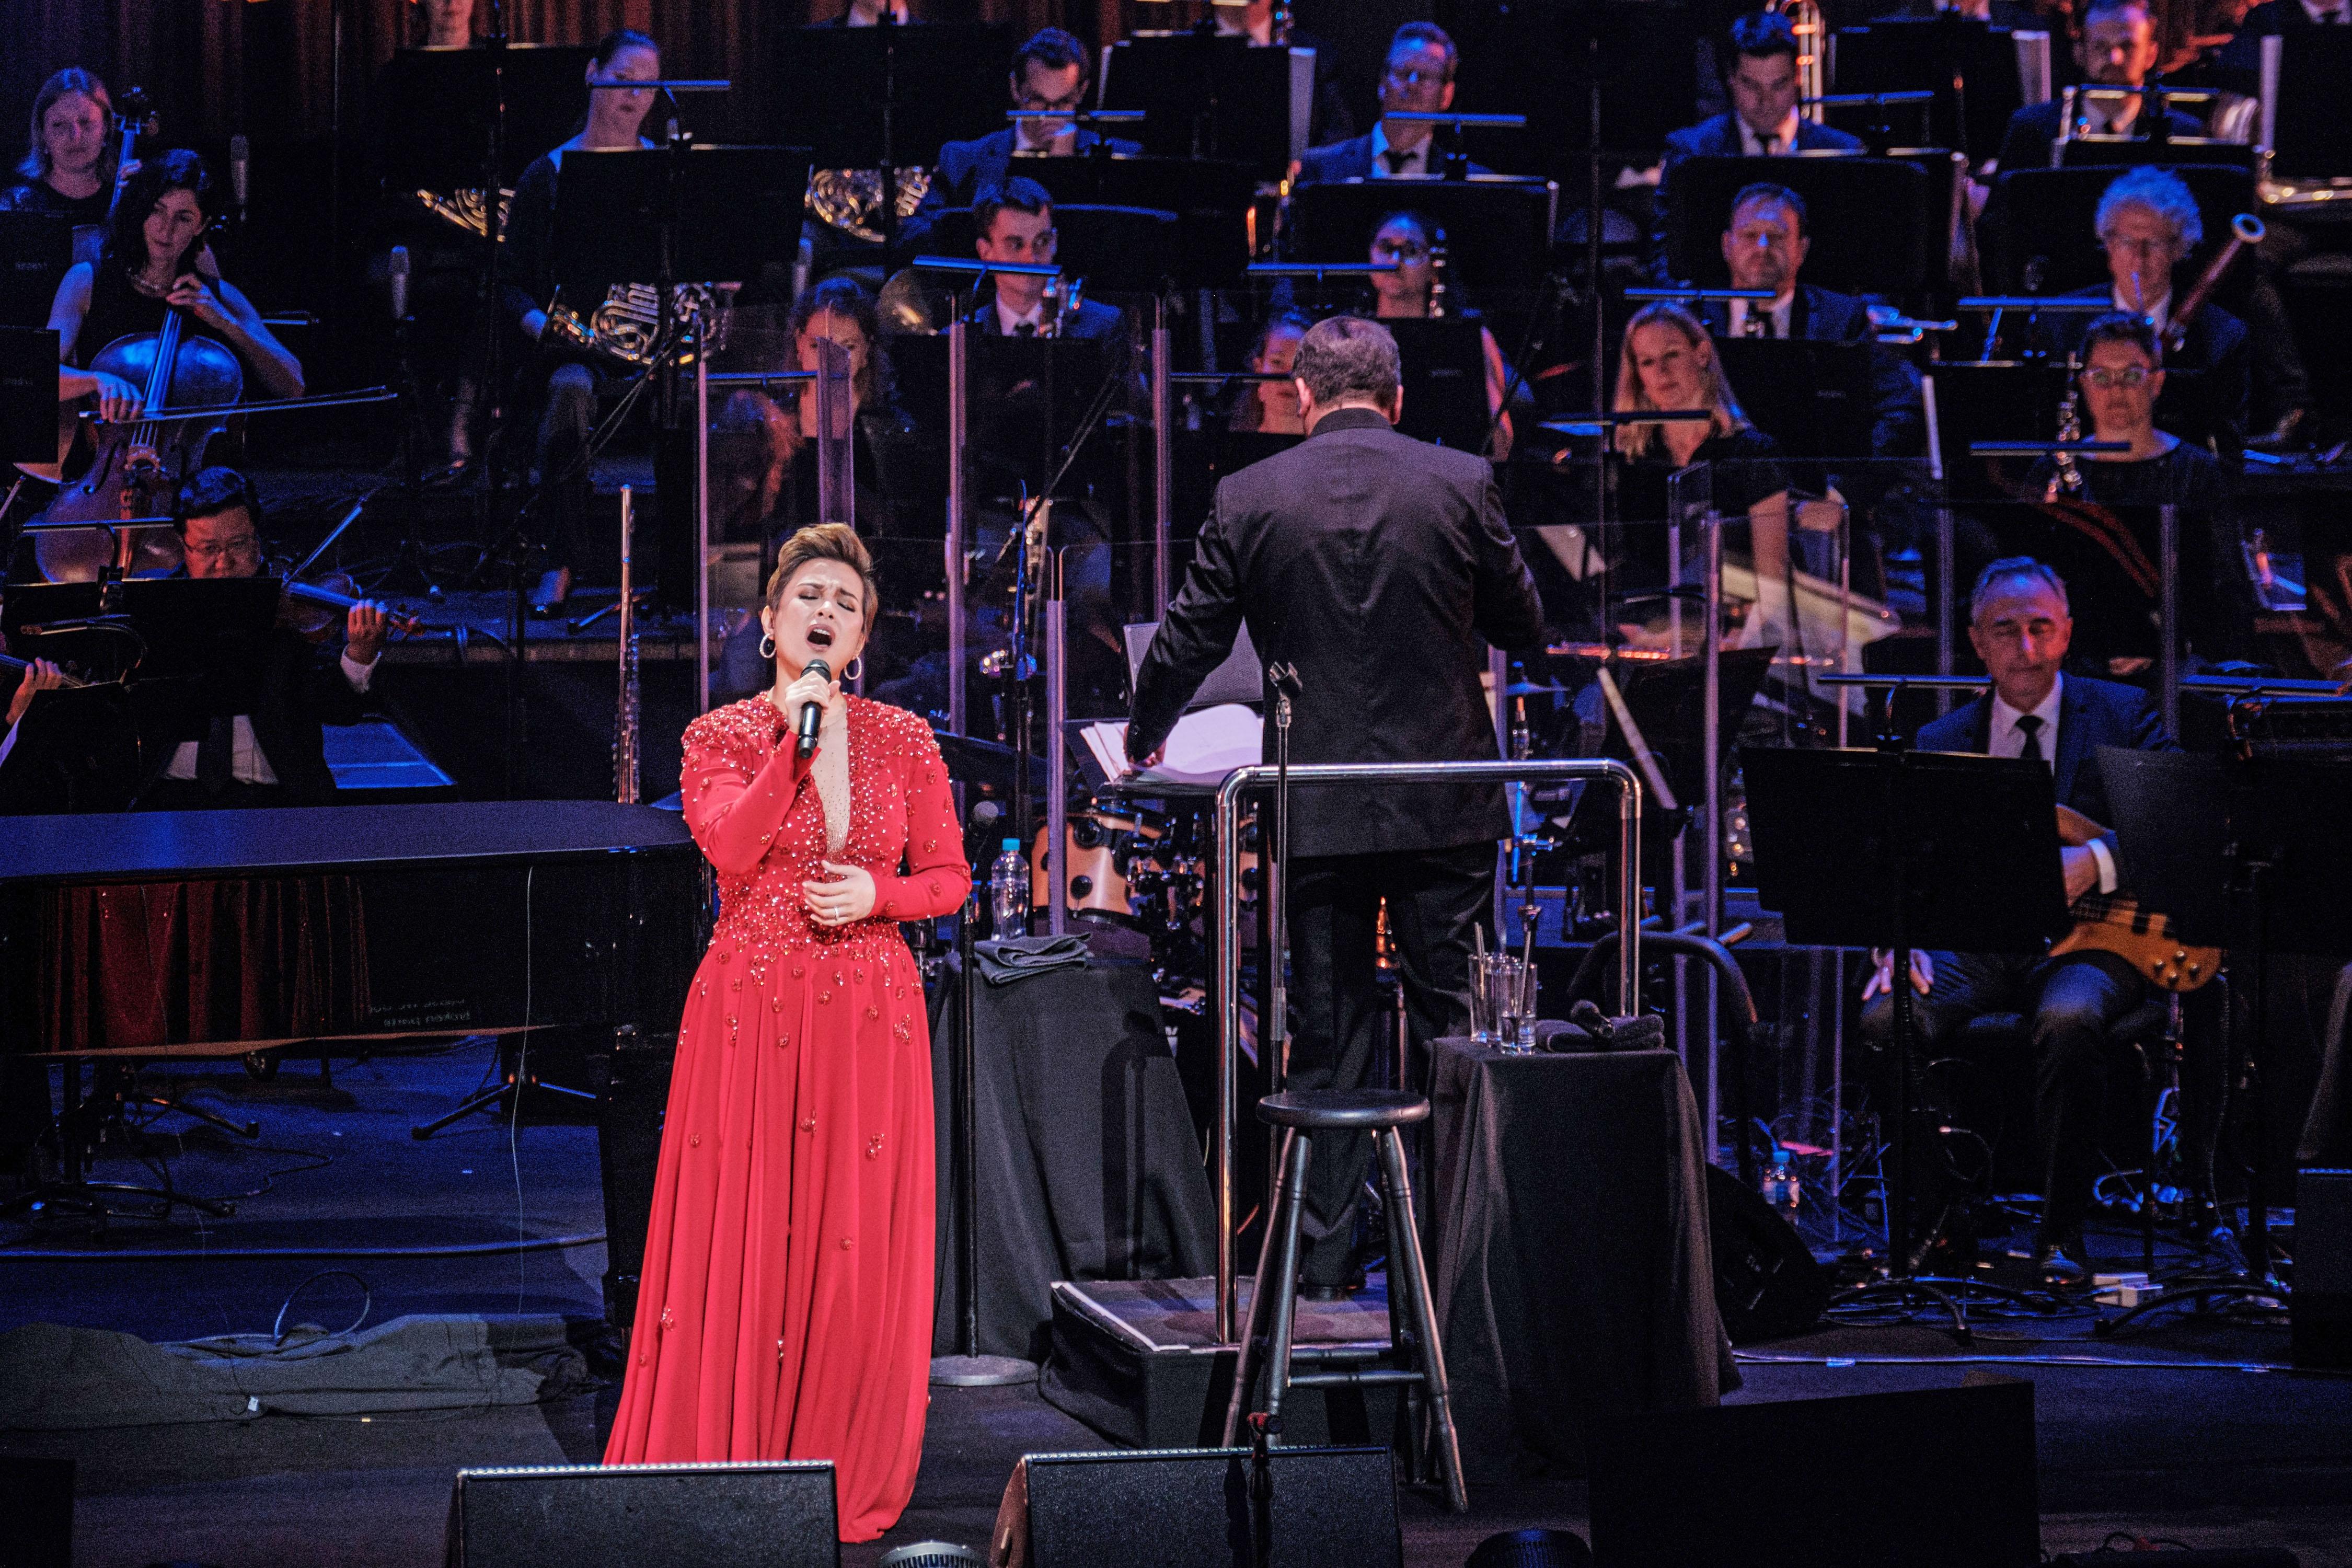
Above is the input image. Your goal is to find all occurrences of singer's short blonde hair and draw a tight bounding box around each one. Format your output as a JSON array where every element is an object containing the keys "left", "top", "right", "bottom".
[{"left": 766, "top": 523, "right": 879, "bottom": 631}]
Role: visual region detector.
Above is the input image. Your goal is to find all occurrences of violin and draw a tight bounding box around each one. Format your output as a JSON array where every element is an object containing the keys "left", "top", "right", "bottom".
[
  {"left": 1, "top": 651, "right": 96, "bottom": 691},
  {"left": 274, "top": 566, "right": 426, "bottom": 642}
]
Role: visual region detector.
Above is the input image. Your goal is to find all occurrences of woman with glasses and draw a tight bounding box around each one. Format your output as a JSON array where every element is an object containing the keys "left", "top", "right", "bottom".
[
  {"left": 1365, "top": 211, "right": 1515, "bottom": 459},
  {"left": 2025, "top": 313, "right": 2227, "bottom": 512}
]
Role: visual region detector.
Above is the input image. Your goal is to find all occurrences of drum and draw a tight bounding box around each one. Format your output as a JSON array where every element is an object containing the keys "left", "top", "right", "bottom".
[{"left": 1030, "top": 809, "right": 1167, "bottom": 922}]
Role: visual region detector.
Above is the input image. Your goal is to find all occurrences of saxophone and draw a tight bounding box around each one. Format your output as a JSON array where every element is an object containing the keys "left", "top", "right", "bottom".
[
  {"left": 614, "top": 486, "right": 641, "bottom": 805},
  {"left": 2045, "top": 353, "right": 2085, "bottom": 502}
]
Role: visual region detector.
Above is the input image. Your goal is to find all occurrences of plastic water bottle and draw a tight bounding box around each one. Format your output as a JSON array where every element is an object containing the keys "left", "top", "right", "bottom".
[
  {"left": 1761, "top": 1148, "right": 1801, "bottom": 1217},
  {"left": 989, "top": 838, "right": 1029, "bottom": 941}
]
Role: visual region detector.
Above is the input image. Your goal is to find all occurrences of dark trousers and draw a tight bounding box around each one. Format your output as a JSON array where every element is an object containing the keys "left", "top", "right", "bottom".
[
  {"left": 1284, "top": 840, "right": 1493, "bottom": 1286},
  {"left": 533, "top": 361, "right": 599, "bottom": 568},
  {"left": 1861, "top": 948, "right": 2145, "bottom": 1242}
]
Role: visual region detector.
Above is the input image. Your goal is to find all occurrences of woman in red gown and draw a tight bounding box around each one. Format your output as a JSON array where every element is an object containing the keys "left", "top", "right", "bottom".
[{"left": 605, "top": 523, "right": 969, "bottom": 1542}]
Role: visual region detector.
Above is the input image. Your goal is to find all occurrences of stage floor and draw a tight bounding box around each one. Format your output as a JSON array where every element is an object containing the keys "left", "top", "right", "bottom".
[{"left": 4, "top": 1043, "right": 2350, "bottom": 1566}]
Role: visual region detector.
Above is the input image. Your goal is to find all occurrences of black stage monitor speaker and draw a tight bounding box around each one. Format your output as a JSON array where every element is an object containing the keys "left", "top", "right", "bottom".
[
  {"left": 1589, "top": 1380, "right": 2038, "bottom": 1568},
  {"left": 446, "top": 1460, "right": 838, "bottom": 1568},
  {"left": 1019, "top": 1445, "right": 1400, "bottom": 1568},
  {"left": 2295, "top": 1166, "right": 2352, "bottom": 1370},
  {"left": 0, "top": 1455, "right": 72, "bottom": 1568},
  {"left": 1703, "top": 1162, "right": 1833, "bottom": 1344}
]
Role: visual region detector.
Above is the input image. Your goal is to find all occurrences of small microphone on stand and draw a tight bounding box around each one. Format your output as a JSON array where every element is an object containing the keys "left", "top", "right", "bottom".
[
  {"left": 389, "top": 245, "right": 411, "bottom": 322},
  {"left": 228, "top": 134, "right": 249, "bottom": 222},
  {"left": 797, "top": 657, "right": 832, "bottom": 757}
]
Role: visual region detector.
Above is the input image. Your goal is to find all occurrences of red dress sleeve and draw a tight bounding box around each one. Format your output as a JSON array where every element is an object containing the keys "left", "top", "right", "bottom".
[
  {"left": 869, "top": 719, "right": 972, "bottom": 923},
  {"left": 682, "top": 708, "right": 812, "bottom": 879}
]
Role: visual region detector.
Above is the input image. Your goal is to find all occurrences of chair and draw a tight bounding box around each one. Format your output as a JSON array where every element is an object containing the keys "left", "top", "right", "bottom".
[{"left": 1219, "top": 1088, "right": 1467, "bottom": 1513}]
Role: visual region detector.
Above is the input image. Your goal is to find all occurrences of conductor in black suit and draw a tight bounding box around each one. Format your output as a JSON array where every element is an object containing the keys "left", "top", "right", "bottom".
[
  {"left": 1697, "top": 182, "right": 1924, "bottom": 460},
  {"left": 1127, "top": 316, "right": 1544, "bottom": 1297},
  {"left": 136, "top": 467, "right": 388, "bottom": 810},
  {"left": 896, "top": 28, "right": 1140, "bottom": 258},
  {"left": 1651, "top": 11, "right": 1863, "bottom": 281},
  {"left": 1858, "top": 558, "right": 2170, "bottom": 1286}
]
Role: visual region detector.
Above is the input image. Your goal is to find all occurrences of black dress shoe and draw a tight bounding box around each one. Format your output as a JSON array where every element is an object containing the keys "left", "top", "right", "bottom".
[
  {"left": 2033, "top": 1232, "right": 2091, "bottom": 1290},
  {"left": 2249, "top": 408, "right": 2311, "bottom": 453}
]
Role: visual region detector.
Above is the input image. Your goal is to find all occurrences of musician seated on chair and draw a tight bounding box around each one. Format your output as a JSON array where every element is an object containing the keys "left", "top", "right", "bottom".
[
  {"left": 961, "top": 177, "right": 1127, "bottom": 349},
  {"left": 2023, "top": 169, "right": 2252, "bottom": 465},
  {"left": 1858, "top": 556, "right": 2171, "bottom": 1288},
  {"left": 2024, "top": 312, "right": 2229, "bottom": 511},
  {"left": 135, "top": 467, "right": 389, "bottom": 811},
  {"left": 1291, "top": 21, "right": 1492, "bottom": 186},
  {"left": 1989, "top": 0, "right": 2204, "bottom": 175},
  {"left": 1700, "top": 182, "right": 1924, "bottom": 462},
  {"left": 895, "top": 28, "right": 1140, "bottom": 258}
]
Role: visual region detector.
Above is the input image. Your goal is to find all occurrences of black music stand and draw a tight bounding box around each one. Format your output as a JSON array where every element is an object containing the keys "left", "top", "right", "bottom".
[
  {"left": 769, "top": 22, "right": 1014, "bottom": 255},
  {"left": 1099, "top": 32, "right": 1302, "bottom": 178},
  {"left": 1284, "top": 179, "right": 1558, "bottom": 303},
  {"left": 1744, "top": 744, "right": 2072, "bottom": 1338},
  {"left": 1017, "top": 157, "right": 1258, "bottom": 291},
  {"left": 1831, "top": 17, "right": 2042, "bottom": 166},
  {"left": 1597, "top": 646, "right": 1778, "bottom": 862},
  {"left": 0, "top": 683, "right": 137, "bottom": 814},
  {"left": 374, "top": 44, "right": 598, "bottom": 194},
  {"left": 2092, "top": 745, "right": 2352, "bottom": 1325},
  {"left": 0, "top": 327, "right": 59, "bottom": 465},
  {"left": 1988, "top": 166, "right": 2257, "bottom": 296},
  {"left": 1383, "top": 319, "right": 1492, "bottom": 455},
  {"left": 1710, "top": 339, "right": 1875, "bottom": 463},
  {"left": 1662, "top": 157, "right": 1932, "bottom": 299},
  {"left": 2265, "top": 31, "right": 2352, "bottom": 183},
  {"left": 0, "top": 216, "right": 71, "bottom": 332}
]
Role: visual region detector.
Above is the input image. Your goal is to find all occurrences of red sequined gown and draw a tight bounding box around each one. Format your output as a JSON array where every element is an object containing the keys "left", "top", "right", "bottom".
[{"left": 604, "top": 694, "right": 969, "bottom": 1542}]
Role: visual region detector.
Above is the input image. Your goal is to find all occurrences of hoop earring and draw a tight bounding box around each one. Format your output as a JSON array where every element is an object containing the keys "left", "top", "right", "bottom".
[
  {"left": 758, "top": 633, "right": 777, "bottom": 660},
  {"left": 841, "top": 656, "right": 862, "bottom": 683}
]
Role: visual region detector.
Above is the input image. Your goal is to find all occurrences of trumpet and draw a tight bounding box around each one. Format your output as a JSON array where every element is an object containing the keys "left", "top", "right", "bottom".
[
  {"left": 542, "top": 283, "right": 728, "bottom": 372},
  {"left": 1037, "top": 273, "right": 1089, "bottom": 338},
  {"left": 2165, "top": 213, "right": 2264, "bottom": 356}
]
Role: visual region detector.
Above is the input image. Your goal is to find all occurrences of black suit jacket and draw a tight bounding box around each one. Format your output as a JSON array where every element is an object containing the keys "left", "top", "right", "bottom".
[
  {"left": 1699, "top": 283, "right": 1926, "bottom": 459},
  {"left": 1649, "top": 114, "right": 1866, "bottom": 281},
  {"left": 898, "top": 128, "right": 1144, "bottom": 256},
  {"left": 1293, "top": 131, "right": 1493, "bottom": 186},
  {"left": 1991, "top": 99, "right": 2208, "bottom": 176},
  {"left": 1915, "top": 673, "right": 2169, "bottom": 834},
  {"left": 137, "top": 628, "right": 370, "bottom": 804},
  {"left": 1129, "top": 407, "right": 1543, "bottom": 859}
]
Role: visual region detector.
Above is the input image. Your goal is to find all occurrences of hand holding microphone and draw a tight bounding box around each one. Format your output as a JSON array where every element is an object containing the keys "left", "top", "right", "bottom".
[{"left": 782, "top": 658, "right": 834, "bottom": 757}]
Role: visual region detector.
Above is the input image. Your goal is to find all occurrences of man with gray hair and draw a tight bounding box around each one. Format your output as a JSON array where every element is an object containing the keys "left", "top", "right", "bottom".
[{"left": 1127, "top": 314, "right": 1542, "bottom": 1298}]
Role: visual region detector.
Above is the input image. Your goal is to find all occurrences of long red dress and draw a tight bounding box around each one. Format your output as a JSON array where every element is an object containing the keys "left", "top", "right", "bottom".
[{"left": 604, "top": 693, "right": 970, "bottom": 1542}]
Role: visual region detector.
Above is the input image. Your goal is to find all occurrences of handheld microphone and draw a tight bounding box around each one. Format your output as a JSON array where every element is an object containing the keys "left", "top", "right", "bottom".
[
  {"left": 797, "top": 657, "right": 832, "bottom": 757},
  {"left": 228, "top": 134, "right": 249, "bottom": 218},
  {"left": 388, "top": 246, "right": 411, "bottom": 322}
]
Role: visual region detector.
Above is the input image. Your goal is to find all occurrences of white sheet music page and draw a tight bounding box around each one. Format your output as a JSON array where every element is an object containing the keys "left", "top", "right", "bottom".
[{"left": 1082, "top": 703, "right": 1263, "bottom": 787}]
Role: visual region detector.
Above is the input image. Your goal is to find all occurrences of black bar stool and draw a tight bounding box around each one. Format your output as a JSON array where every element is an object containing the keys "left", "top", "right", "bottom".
[{"left": 1219, "top": 1088, "right": 1467, "bottom": 1512}]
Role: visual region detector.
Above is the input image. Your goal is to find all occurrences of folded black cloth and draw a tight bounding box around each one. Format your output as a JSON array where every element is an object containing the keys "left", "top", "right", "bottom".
[
  {"left": 972, "top": 934, "right": 1092, "bottom": 987},
  {"left": 1557, "top": 1001, "right": 1668, "bottom": 1053}
]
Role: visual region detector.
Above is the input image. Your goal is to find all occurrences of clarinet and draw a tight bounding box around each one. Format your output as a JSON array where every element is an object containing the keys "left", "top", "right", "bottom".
[
  {"left": 2045, "top": 354, "right": 2085, "bottom": 502},
  {"left": 1429, "top": 226, "right": 1450, "bottom": 319}
]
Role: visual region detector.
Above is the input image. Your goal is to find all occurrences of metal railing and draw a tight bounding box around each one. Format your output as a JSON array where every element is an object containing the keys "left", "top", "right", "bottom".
[{"left": 1204, "top": 757, "right": 1644, "bottom": 1342}]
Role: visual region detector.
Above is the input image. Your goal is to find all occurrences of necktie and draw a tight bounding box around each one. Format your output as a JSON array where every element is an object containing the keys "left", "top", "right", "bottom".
[
  {"left": 1742, "top": 309, "right": 1767, "bottom": 339},
  {"left": 2014, "top": 713, "right": 2045, "bottom": 765},
  {"left": 197, "top": 713, "right": 236, "bottom": 794},
  {"left": 1382, "top": 147, "right": 1413, "bottom": 175},
  {"left": 1014, "top": 321, "right": 1036, "bottom": 338}
]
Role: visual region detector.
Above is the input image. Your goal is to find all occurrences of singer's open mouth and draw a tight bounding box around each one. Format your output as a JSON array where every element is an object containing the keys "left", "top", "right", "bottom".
[{"left": 808, "top": 625, "right": 835, "bottom": 650}]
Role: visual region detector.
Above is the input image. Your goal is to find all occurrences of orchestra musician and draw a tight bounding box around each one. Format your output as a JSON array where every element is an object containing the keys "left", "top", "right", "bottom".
[
  {"left": 135, "top": 467, "right": 388, "bottom": 811},
  {"left": 1127, "top": 315, "right": 1544, "bottom": 1299},
  {"left": 1365, "top": 210, "right": 1514, "bottom": 460},
  {"left": 1230, "top": 309, "right": 1311, "bottom": 435},
  {"left": 48, "top": 147, "right": 304, "bottom": 439},
  {"left": 1651, "top": 12, "right": 1862, "bottom": 282},
  {"left": 1859, "top": 556, "right": 2173, "bottom": 1287},
  {"left": 2027, "top": 310, "right": 2232, "bottom": 512},
  {"left": 1293, "top": 22, "right": 1489, "bottom": 185},
  {"left": 1991, "top": 0, "right": 2203, "bottom": 172},
  {"left": 962, "top": 177, "right": 1126, "bottom": 348},
  {"left": 831, "top": 0, "right": 912, "bottom": 21},
  {"left": 501, "top": 27, "right": 663, "bottom": 614},
  {"left": 603, "top": 523, "right": 970, "bottom": 1544},
  {"left": 1, "top": 68, "right": 130, "bottom": 228},
  {"left": 413, "top": 0, "right": 474, "bottom": 47},
  {"left": 895, "top": 29, "right": 1141, "bottom": 259},
  {"left": 1700, "top": 182, "right": 1926, "bottom": 462}
]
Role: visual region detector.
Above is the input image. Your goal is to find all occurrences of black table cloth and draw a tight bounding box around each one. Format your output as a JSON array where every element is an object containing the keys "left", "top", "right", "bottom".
[
  {"left": 931, "top": 954, "right": 1218, "bottom": 1363},
  {"left": 1426, "top": 1039, "right": 1723, "bottom": 1480}
]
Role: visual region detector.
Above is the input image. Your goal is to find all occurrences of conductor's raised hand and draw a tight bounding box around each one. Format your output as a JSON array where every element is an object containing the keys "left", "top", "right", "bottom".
[{"left": 803, "top": 861, "right": 876, "bottom": 927}]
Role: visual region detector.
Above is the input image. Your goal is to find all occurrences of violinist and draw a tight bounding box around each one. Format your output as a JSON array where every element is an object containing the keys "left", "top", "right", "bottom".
[
  {"left": 49, "top": 148, "right": 305, "bottom": 421},
  {"left": 1, "top": 68, "right": 129, "bottom": 227},
  {"left": 135, "top": 467, "right": 387, "bottom": 811}
]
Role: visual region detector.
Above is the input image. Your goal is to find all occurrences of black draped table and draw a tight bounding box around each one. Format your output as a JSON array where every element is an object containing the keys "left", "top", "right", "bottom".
[
  {"left": 931, "top": 955, "right": 1218, "bottom": 1364},
  {"left": 1427, "top": 1039, "right": 1724, "bottom": 1481}
]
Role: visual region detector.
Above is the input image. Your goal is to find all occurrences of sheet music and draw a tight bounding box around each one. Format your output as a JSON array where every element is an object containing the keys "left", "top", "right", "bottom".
[{"left": 1081, "top": 702, "right": 1263, "bottom": 787}]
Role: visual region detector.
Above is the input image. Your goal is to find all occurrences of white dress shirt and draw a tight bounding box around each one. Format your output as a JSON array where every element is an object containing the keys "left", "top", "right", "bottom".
[
  {"left": 2113, "top": 286, "right": 2171, "bottom": 333},
  {"left": 1727, "top": 291, "right": 1796, "bottom": 339},
  {"left": 1988, "top": 675, "right": 2118, "bottom": 895},
  {"left": 1738, "top": 111, "right": 1802, "bottom": 157},
  {"left": 1214, "top": 13, "right": 1277, "bottom": 44},
  {"left": 1369, "top": 121, "right": 1432, "bottom": 178},
  {"left": 994, "top": 296, "right": 1047, "bottom": 336},
  {"left": 2300, "top": 0, "right": 2349, "bottom": 23},
  {"left": 163, "top": 650, "right": 377, "bottom": 786}
]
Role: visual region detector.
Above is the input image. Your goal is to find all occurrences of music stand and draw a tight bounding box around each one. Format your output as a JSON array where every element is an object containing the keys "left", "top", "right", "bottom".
[
  {"left": 769, "top": 22, "right": 1013, "bottom": 254},
  {"left": 374, "top": 44, "right": 599, "bottom": 194},
  {"left": 1710, "top": 339, "right": 1875, "bottom": 463},
  {"left": 1382, "top": 319, "right": 1492, "bottom": 455},
  {"left": 1099, "top": 32, "right": 1306, "bottom": 178},
  {"left": 2261, "top": 31, "right": 2352, "bottom": 183},
  {"left": 1662, "top": 156, "right": 1932, "bottom": 299},
  {"left": 0, "top": 216, "right": 71, "bottom": 332},
  {"left": 2093, "top": 744, "right": 2352, "bottom": 1321},
  {"left": 1017, "top": 157, "right": 1258, "bottom": 291},
  {"left": 1599, "top": 646, "right": 1778, "bottom": 859},
  {"left": 886, "top": 333, "right": 1118, "bottom": 505},
  {"left": 1744, "top": 744, "right": 2072, "bottom": 1337},
  {"left": 1284, "top": 179, "right": 1559, "bottom": 304},
  {"left": 1986, "top": 166, "right": 2256, "bottom": 295},
  {"left": 0, "top": 327, "right": 59, "bottom": 465},
  {"left": 1831, "top": 17, "right": 2046, "bottom": 167},
  {"left": 0, "top": 681, "right": 137, "bottom": 814}
]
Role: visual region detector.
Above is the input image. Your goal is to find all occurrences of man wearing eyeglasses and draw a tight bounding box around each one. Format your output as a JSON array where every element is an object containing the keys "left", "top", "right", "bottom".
[
  {"left": 896, "top": 28, "right": 1139, "bottom": 259},
  {"left": 1292, "top": 22, "right": 1491, "bottom": 185},
  {"left": 2030, "top": 167, "right": 2252, "bottom": 467}
]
